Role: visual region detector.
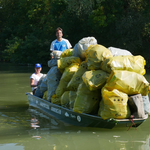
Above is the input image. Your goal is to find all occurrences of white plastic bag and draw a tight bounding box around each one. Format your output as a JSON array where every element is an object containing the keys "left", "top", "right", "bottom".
[
  {"left": 73, "top": 37, "right": 97, "bottom": 60},
  {"left": 108, "top": 47, "right": 132, "bottom": 56}
]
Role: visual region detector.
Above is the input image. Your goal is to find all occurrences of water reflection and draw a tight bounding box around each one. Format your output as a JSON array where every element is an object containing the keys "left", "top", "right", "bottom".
[
  {"left": 0, "top": 106, "right": 150, "bottom": 150},
  {"left": 26, "top": 107, "right": 150, "bottom": 150},
  {"left": 0, "top": 63, "right": 150, "bottom": 150}
]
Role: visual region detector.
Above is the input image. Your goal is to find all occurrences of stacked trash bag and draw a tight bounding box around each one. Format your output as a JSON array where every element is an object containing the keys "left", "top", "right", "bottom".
[{"left": 35, "top": 37, "right": 150, "bottom": 120}]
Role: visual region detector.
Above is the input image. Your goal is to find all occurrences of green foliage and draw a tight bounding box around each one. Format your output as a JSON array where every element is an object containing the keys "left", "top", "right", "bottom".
[{"left": 1, "top": 0, "right": 150, "bottom": 65}]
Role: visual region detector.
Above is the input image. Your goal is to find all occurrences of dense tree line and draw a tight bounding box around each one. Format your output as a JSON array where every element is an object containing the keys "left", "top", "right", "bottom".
[{"left": 0, "top": 0, "right": 150, "bottom": 66}]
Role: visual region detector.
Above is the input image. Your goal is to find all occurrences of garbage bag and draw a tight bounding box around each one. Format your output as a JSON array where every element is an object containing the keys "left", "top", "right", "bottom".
[
  {"left": 73, "top": 37, "right": 97, "bottom": 60},
  {"left": 55, "top": 63, "right": 79, "bottom": 97},
  {"left": 43, "top": 91, "right": 48, "bottom": 100},
  {"left": 98, "top": 88, "right": 131, "bottom": 119},
  {"left": 69, "top": 91, "right": 77, "bottom": 109},
  {"left": 48, "top": 58, "right": 58, "bottom": 68},
  {"left": 47, "top": 66, "right": 62, "bottom": 101},
  {"left": 57, "top": 56, "right": 81, "bottom": 72},
  {"left": 100, "top": 55, "right": 146, "bottom": 75},
  {"left": 39, "top": 76, "right": 47, "bottom": 92},
  {"left": 73, "top": 82, "right": 100, "bottom": 114},
  {"left": 60, "top": 49, "right": 73, "bottom": 58},
  {"left": 34, "top": 74, "right": 47, "bottom": 98},
  {"left": 82, "top": 70, "right": 109, "bottom": 91},
  {"left": 61, "top": 91, "right": 70, "bottom": 108},
  {"left": 51, "top": 50, "right": 62, "bottom": 59},
  {"left": 104, "top": 70, "right": 150, "bottom": 96},
  {"left": 51, "top": 94, "right": 61, "bottom": 105},
  {"left": 108, "top": 47, "right": 133, "bottom": 56},
  {"left": 67, "top": 61, "right": 88, "bottom": 91},
  {"left": 128, "top": 94, "right": 145, "bottom": 118},
  {"left": 86, "top": 44, "right": 113, "bottom": 70},
  {"left": 142, "top": 95, "right": 150, "bottom": 115}
]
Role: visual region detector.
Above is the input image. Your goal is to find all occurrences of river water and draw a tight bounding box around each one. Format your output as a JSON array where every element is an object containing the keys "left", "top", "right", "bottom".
[{"left": 0, "top": 63, "right": 150, "bottom": 150}]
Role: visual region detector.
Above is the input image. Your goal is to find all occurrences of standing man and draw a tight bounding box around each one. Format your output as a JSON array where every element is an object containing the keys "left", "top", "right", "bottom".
[{"left": 50, "top": 27, "right": 72, "bottom": 52}]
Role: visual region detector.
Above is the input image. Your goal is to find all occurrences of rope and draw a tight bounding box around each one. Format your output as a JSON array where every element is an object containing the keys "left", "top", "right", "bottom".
[{"left": 127, "top": 115, "right": 137, "bottom": 131}]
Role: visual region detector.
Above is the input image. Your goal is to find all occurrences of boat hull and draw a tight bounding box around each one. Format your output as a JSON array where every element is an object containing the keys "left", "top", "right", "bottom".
[{"left": 26, "top": 93, "right": 148, "bottom": 129}]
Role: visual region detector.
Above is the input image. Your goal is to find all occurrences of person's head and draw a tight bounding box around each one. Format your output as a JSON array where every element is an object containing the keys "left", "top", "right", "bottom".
[
  {"left": 56, "top": 27, "right": 63, "bottom": 40},
  {"left": 35, "top": 63, "right": 42, "bottom": 73}
]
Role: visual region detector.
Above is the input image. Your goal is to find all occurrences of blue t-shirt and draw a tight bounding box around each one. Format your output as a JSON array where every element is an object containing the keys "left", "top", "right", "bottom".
[
  {"left": 54, "top": 40, "right": 67, "bottom": 52},
  {"left": 50, "top": 38, "right": 72, "bottom": 52}
]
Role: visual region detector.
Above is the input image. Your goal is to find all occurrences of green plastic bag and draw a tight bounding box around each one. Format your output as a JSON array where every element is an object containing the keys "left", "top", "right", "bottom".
[
  {"left": 55, "top": 63, "right": 79, "bottom": 97},
  {"left": 67, "top": 61, "right": 88, "bottom": 91},
  {"left": 82, "top": 70, "right": 109, "bottom": 91},
  {"left": 69, "top": 91, "right": 77, "bottom": 109},
  {"left": 73, "top": 82, "right": 100, "bottom": 114},
  {"left": 61, "top": 91, "right": 70, "bottom": 108}
]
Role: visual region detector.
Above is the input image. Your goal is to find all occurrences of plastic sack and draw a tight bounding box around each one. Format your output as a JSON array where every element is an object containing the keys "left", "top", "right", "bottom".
[
  {"left": 48, "top": 59, "right": 58, "bottom": 68},
  {"left": 100, "top": 55, "right": 146, "bottom": 75},
  {"left": 105, "top": 70, "right": 150, "bottom": 96},
  {"left": 142, "top": 95, "right": 150, "bottom": 115},
  {"left": 73, "top": 82, "right": 100, "bottom": 114},
  {"left": 73, "top": 37, "right": 97, "bottom": 60},
  {"left": 57, "top": 56, "right": 81, "bottom": 72},
  {"left": 67, "top": 61, "right": 88, "bottom": 91},
  {"left": 86, "top": 44, "right": 113, "bottom": 70},
  {"left": 55, "top": 63, "right": 79, "bottom": 97},
  {"left": 60, "top": 49, "right": 73, "bottom": 58},
  {"left": 39, "top": 76, "right": 47, "bottom": 92},
  {"left": 61, "top": 91, "right": 70, "bottom": 108},
  {"left": 51, "top": 50, "right": 62, "bottom": 59},
  {"left": 128, "top": 94, "right": 145, "bottom": 118},
  {"left": 108, "top": 47, "right": 132, "bottom": 56},
  {"left": 34, "top": 74, "right": 47, "bottom": 98},
  {"left": 51, "top": 94, "right": 61, "bottom": 105},
  {"left": 47, "top": 66, "right": 62, "bottom": 101},
  {"left": 43, "top": 91, "right": 47, "bottom": 100},
  {"left": 55, "top": 80, "right": 68, "bottom": 98},
  {"left": 98, "top": 88, "right": 131, "bottom": 119},
  {"left": 82, "top": 70, "right": 109, "bottom": 91},
  {"left": 69, "top": 91, "right": 77, "bottom": 109}
]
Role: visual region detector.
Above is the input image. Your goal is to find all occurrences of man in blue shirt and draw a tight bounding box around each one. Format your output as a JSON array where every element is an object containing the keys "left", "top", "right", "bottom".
[{"left": 50, "top": 27, "right": 72, "bottom": 52}]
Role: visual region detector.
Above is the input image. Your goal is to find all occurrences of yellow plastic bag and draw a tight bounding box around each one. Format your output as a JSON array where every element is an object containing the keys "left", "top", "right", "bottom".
[
  {"left": 105, "top": 70, "right": 150, "bottom": 96},
  {"left": 61, "top": 63, "right": 79, "bottom": 82},
  {"left": 51, "top": 94, "right": 61, "bottom": 105},
  {"left": 98, "top": 88, "right": 131, "bottom": 119},
  {"left": 55, "top": 63, "right": 79, "bottom": 97},
  {"left": 67, "top": 61, "right": 88, "bottom": 91},
  {"left": 61, "top": 91, "right": 70, "bottom": 108},
  {"left": 57, "top": 56, "right": 81, "bottom": 71},
  {"left": 69, "top": 91, "right": 77, "bottom": 109},
  {"left": 60, "top": 49, "right": 73, "bottom": 58},
  {"left": 86, "top": 44, "right": 113, "bottom": 70},
  {"left": 100, "top": 55, "right": 146, "bottom": 75},
  {"left": 82, "top": 70, "right": 110, "bottom": 91},
  {"left": 73, "top": 82, "right": 100, "bottom": 114},
  {"left": 42, "top": 91, "right": 47, "bottom": 100}
]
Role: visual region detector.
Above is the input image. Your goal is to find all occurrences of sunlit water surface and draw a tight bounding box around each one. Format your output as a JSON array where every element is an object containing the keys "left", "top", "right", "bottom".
[{"left": 0, "top": 63, "right": 150, "bottom": 150}]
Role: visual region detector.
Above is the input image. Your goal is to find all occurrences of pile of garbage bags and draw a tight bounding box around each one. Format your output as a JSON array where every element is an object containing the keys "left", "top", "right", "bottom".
[{"left": 36, "top": 37, "right": 150, "bottom": 120}]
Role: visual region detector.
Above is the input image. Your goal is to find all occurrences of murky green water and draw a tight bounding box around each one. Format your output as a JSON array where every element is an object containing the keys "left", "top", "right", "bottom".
[{"left": 0, "top": 63, "right": 150, "bottom": 150}]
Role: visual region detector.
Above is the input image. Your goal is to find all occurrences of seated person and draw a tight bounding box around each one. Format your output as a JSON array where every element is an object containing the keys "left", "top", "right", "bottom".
[{"left": 30, "top": 63, "right": 43, "bottom": 94}]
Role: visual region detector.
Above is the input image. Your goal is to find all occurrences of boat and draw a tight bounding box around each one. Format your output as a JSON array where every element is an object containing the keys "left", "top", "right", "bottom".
[{"left": 26, "top": 92, "right": 148, "bottom": 129}]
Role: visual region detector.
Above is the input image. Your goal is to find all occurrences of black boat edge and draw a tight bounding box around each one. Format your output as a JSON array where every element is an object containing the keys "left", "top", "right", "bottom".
[{"left": 26, "top": 92, "right": 148, "bottom": 129}]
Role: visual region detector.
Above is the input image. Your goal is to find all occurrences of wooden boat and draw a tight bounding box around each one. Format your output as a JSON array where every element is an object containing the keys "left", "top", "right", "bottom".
[{"left": 26, "top": 92, "right": 148, "bottom": 129}]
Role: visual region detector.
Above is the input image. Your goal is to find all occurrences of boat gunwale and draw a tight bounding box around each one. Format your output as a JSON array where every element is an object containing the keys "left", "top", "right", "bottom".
[{"left": 26, "top": 92, "right": 148, "bottom": 123}]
